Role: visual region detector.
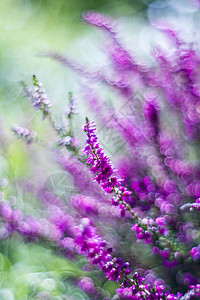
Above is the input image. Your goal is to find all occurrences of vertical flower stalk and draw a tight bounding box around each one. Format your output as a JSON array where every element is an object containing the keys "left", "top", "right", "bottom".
[
  {"left": 83, "top": 118, "right": 133, "bottom": 211},
  {"left": 23, "top": 75, "right": 52, "bottom": 119},
  {"left": 57, "top": 92, "right": 79, "bottom": 153},
  {"left": 83, "top": 119, "right": 188, "bottom": 261},
  {"left": 12, "top": 125, "right": 37, "bottom": 144}
]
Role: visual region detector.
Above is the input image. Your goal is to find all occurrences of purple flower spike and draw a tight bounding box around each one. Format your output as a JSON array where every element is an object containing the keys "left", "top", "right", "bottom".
[
  {"left": 83, "top": 119, "right": 137, "bottom": 214},
  {"left": 23, "top": 75, "right": 52, "bottom": 119},
  {"left": 83, "top": 119, "right": 123, "bottom": 194},
  {"left": 12, "top": 125, "right": 37, "bottom": 144},
  {"left": 83, "top": 11, "right": 117, "bottom": 34},
  {"left": 144, "top": 99, "right": 160, "bottom": 137}
]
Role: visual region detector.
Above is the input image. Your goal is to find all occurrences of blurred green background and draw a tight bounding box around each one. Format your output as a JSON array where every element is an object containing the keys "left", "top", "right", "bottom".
[
  {"left": 0, "top": 0, "right": 153, "bottom": 183},
  {"left": 0, "top": 0, "right": 151, "bottom": 93}
]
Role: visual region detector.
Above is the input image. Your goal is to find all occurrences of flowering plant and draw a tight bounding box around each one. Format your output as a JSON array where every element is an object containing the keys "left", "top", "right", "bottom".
[{"left": 1, "top": 8, "right": 200, "bottom": 300}]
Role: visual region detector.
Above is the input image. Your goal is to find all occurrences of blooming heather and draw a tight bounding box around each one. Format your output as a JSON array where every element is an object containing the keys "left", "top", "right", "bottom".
[
  {"left": 3, "top": 5, "right": 200, "bottom": 300},
  {"left": 12, "top": 125, "right": 37, "bottom": 144},
  {"left": 23, "top": 75, "right": 52, "bottom": 119},
  {"left": 83, "top": 119, "right": 127, "bottom": 195}
]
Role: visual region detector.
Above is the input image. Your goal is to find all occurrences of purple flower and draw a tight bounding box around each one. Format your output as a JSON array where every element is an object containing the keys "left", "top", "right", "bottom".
[
  {"left": 77, "top": 277, "right": 95, "bottom": 294},
  {"left": 144, "top": 99, "right": 160, "bottom": 137},
  {"left": 23, "top": 75, "right": 52, "bottom": 119},
  {"left": 82, "top": 11, "right": 117, "bottom": 34},
  {"left": 83, "top": 119, "right": 124, "bottom": 196},
  {"left": 12, "top": 125, "right": 37, "bottom": 144}
]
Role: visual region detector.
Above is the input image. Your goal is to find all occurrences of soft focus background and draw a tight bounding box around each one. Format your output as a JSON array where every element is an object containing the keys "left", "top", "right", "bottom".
[{"left": 0, "top": 0, "right": 200, "bottom": 299}]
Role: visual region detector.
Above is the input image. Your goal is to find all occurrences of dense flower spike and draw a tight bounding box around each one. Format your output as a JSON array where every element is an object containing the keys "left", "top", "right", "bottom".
[
  {"left": 144, "top": 99, "right": 160, "bottom": 138},
  {"left": 180, "top": 198, "right": 200, "bottom": 212},
  {"left": 83, "top": 119, "right": 126, "bottom": 195},
  {"left": 83, "top": 11, "right": 117, "bottom": 34},
  {"left": 12, "top": 125, "right": 37, "bottom": 144},
  {"left": 83, "top": 118, "right": 142, "bottom": 220},
  {"left": 23, "top": 75, "right": 52, "bottom": 119},
  {"left": 58, "top": 135, "right": 72, "bottom": 147},
  {"left": 56, "top": 92, "right": 80, "bottom": 153},
  {"left": 1, "top": 193, "right": 199, "bottom": 300},
  {"left": 65, "top": 92, "right": 78, "bottom": 117},
  {"left": 83, "top": 120, "right": 191, "bottom": 257},
  {"left": 74, "top": 218, "right": 186, "bottom": 300}
]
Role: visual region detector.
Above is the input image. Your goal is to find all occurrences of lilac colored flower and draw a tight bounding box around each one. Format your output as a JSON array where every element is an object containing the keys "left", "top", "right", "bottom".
[
  {"left": 58, "top": 153, "right": 108, "bottom": 201},
  {"left": 71, "top": 194, "right": 99, "bottom": 215},
  {"left": 65, "top": 92, "right": 78, "bottom": 116},
  {"left": 82, "top": 11, "right": 117, "bottom": 34},
  {"left": 23, "top": 75, "right": 52, "bottom": 119},
  {"left": 77, "top": 277, "right": 95, "bottom": 294},
  {"left": 12, "top": 125, "right": 37, "bottom": 144},
  {"left": 180, "top": 284, "right": 200, "bottom": 300},
  {"left": 0, "top": 179, "right": 8, "bottom": 189},
  {"left": 58, "top": 136, "right": 72, "bottom": 147},
  {"left": 60, "top": 237, "right": 75, "bottom": 250},
  {"left": 1, "top": 203, "right": 13, "bottom": 221},
  {"left": 83, "top": 119, "right": 188, "bottom": 263},
  {"left": 144, "top": 99, "right": 160, "bottom": 137},
  {"left": 190, "top": 246, "right": 200, "bottom": 261},
  {"left": 107, "top": 43, "right": 135, "bottom": 71},
  {"left": 83, "top": 119, "right": 128, "bottom": 199},
  {"left": 48, "top": 205, "right": 76, "bottom": 238},
  {"left": 180, "top": 198, "right": 200, "bottom": 212},
  {"left": 75, "top": 218, "right": 131, "bottom": 283}
]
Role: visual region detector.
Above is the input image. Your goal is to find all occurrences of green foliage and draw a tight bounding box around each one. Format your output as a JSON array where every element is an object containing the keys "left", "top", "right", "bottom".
[{"left": 0, "top": 237, "right": 89, "bottom": 299}]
